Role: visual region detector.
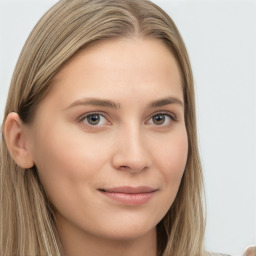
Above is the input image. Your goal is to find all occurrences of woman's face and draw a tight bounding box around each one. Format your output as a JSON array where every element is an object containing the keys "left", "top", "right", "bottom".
[{"left": 25, "top": 39, "right": 188, "bottom": 243}]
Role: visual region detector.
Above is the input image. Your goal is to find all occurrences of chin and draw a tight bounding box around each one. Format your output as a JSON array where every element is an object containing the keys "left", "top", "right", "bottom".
[{"left": 92, "top": 220, "right": 157, "bottom": 242}]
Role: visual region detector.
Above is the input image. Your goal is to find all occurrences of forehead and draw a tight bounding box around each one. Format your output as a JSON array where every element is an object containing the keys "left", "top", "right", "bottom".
[{"left": 44, "top": 38, "right": 183, "bottom": 109}]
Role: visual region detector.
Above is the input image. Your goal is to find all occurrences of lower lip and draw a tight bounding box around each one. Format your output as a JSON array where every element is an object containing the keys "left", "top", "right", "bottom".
[{"left": 99, "top": 191, "right": 155, "bottom": 205}]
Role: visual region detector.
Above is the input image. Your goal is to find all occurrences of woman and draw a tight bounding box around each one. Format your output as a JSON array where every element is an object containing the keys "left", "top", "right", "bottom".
[{"left": 0, "top": 0, "right": 228, "bottom": 255}]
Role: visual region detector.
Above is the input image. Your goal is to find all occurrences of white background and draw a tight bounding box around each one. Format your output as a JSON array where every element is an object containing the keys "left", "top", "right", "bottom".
[{"left": 0, "top": 0, "right": 255, "bottom": 255}]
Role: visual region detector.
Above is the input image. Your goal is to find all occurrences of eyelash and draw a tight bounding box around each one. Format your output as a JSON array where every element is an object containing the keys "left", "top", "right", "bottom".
[
  {"left": 147, "top": 112, "right": 177, "bottom": 126},
  {"left": 78, "top": 112, "right": 110, "bottom": 126},
  {"left": 78, "top": 112, "right": 177, "bottom": 127}
]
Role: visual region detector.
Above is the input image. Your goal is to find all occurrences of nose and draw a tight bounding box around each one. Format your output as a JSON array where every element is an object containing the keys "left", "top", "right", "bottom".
[{"left": 111, "top": 126, "right": 152, "bottom": 173}]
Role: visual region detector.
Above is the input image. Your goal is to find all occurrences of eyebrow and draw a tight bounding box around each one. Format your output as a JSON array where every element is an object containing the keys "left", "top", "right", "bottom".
[
  {"left": 66, "top": 98, "right": 120, "bottom": 110},
  {"left": 65, "top": 96, "right": 183, "bottom": 110},
  {"left": 149, "top": 97, "right": 184, "bottom": 108}
]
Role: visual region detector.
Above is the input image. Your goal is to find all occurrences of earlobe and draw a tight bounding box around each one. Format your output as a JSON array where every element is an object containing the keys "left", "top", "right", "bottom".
[{"left": 4, "top": 112, "right": 34, "bottom": 169}]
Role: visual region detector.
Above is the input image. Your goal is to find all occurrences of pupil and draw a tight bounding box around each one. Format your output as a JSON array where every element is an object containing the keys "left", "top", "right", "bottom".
[
  {"left": 154, "top": 115, "right": 165, "bottom": 125},
  {"left": 88, "top": 114, "right": 100, "bottom": 125}
]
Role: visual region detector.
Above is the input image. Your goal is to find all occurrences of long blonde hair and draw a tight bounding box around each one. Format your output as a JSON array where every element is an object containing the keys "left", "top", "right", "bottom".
[{"left": 0, "top": 0, "right": 205, "bottom": 255}]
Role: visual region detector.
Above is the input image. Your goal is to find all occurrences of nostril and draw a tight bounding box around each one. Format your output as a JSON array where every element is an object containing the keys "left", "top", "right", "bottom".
[
  {"left": 120, "top": 165, "right": 129, "bottom": 169},
  {"left": 118, "top": 165, "right": 147, "bottom": 173}
]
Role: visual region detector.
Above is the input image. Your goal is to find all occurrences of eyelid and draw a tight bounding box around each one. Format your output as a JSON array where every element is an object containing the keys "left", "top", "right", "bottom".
[
  {"left": 76, "top": 110, "right": 177, "bottom": 127},
  {"left": 77, "top": 111, "right": 111, "bottom": 125},
  {"left": 147, "top": 111, "right": 177, "bottom": 121},
  {"left": 146, "top": 111, "right": 177, "bottom": 126}
]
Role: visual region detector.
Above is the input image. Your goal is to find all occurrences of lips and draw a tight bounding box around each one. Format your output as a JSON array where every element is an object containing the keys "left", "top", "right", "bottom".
[{"left": 98, "top": 186, "right": 157, "bottom": 205}]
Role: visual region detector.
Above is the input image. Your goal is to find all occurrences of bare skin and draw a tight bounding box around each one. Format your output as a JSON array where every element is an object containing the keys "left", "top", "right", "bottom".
[{"left": 5, "top": 38, "right": 188, "bottom": 256}]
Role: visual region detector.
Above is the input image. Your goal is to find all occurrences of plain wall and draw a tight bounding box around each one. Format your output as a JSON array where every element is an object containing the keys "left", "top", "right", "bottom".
[{"left": 0, "top": 0, "right": 255, "bottom": 255}]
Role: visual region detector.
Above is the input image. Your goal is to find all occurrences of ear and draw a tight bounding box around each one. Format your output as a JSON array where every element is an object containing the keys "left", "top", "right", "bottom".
[{"left": 4, "top": 112, "right": 34, "bottom": 169}]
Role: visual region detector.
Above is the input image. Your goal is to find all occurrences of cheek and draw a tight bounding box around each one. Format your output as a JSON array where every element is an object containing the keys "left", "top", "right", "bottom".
[
  {"left": 30, "top": 124, "right": 109, "bottom": 202},
  {"left": 154, "top": 129, "right": 188, "bottom": 189},
  {"left": 145, "top": 129, "right": 188, "bottom": 219},
  {"left": 33, "top": 120, "right": 103, "bottom": 169}
]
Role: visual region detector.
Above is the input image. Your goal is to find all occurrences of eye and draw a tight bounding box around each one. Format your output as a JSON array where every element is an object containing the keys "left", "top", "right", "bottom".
[
  {"left": 148, "top": 113, "right": 176, "bottom": 126},
  {"left": 79, "top": 113, "right": 109, "bottom": 126}
]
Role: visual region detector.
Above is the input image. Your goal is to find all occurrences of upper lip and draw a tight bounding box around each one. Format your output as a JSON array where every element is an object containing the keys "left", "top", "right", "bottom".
[{"left": 98, "top": 186, "right": 157, "bottom": 194}]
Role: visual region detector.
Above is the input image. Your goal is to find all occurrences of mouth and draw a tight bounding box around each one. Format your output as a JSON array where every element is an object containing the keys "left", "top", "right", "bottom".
[{"left": 98, "top": 186, "right": 158, "bottom": 205}]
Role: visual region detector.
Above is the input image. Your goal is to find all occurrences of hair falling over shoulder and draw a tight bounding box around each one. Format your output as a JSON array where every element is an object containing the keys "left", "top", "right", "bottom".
[{"left": 0, "top": 0, "right": 206, "bottom": 255}]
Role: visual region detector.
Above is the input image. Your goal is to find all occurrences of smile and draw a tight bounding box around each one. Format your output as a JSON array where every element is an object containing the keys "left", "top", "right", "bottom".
[{"left": 98, "top": 186, "right": 158, "bottom": 206}]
